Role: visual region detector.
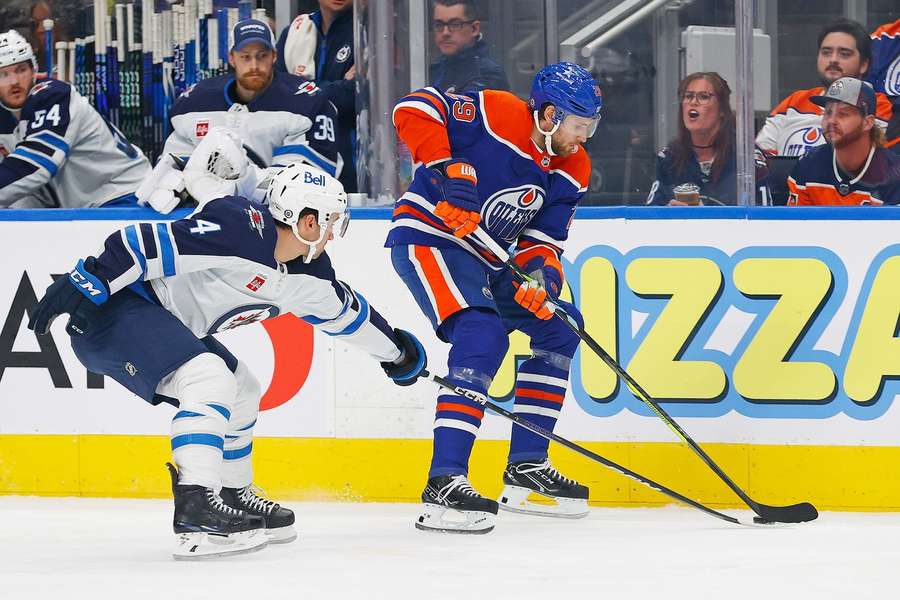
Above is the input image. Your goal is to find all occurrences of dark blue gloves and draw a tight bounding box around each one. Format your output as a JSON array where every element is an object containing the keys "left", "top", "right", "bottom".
[
  {"left": 28, "top": 257, "right": 110, "bottom": 336},
  {"left": 381, "top": 328, "right": 428, "bottom": 386}
]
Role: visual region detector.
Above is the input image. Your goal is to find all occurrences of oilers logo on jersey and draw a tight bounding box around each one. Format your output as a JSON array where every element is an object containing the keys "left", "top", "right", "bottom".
[
  {"left": 482, "top": 186, "right": 546, "bottom": 241},
  {"left": 886, "top": 55, "right": 900, "bottom": 96},
  {"left": 783, "top": 126, "right": 824, "bottom": 157}
]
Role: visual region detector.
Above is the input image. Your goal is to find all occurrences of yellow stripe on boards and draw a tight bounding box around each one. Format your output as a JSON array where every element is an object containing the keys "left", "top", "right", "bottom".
[{"left": 1, "top": 435, "right": 899, "bottom": 511}]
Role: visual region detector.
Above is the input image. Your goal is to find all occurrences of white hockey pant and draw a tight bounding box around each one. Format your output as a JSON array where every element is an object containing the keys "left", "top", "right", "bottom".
[{"left": 158, "top": 354, "right": 260, "bottom": 490}]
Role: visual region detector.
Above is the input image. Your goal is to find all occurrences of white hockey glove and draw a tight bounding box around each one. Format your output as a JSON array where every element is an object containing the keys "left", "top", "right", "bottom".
[
  {"left": 135, "top": 154, "right": 186, "bottom": 214},
  {"left": 182, "top": 126, "right": 250, "bottom": 207}
]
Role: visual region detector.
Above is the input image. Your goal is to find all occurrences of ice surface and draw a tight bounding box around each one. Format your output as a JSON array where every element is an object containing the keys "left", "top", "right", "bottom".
[{"left": 0, "top": 497, "right": 896, "bottom": 600}]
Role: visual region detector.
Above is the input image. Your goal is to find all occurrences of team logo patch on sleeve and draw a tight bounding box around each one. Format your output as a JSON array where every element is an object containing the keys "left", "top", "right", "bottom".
[
  {"left": 246, "top": 274, "right": 267, "bottom": 292},
  {"left": 247, "top": 206, "right": 266, "bottom": 237},
  {"left": 335, "top": 45, "right": 352, "bottom": 63},
  {"left": 29, "top": 81, "right": 52, "bottom": 95},
  {"left": 195, "top": 119, "right": 210, "bottom": 138}
]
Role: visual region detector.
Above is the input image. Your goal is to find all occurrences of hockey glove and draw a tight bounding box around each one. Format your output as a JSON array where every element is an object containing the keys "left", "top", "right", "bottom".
[
  {"left": 135, "top": 153, "right": 187, "bottom": 214},
  {"left": 183, "top": 126, "right": 250, "bottom": 207},
  {"left": 512, "top": 250, "right": 564, "bottom": 298},
  {"left": 381, "top": 328, "right": 427, "bottom": 386},
  {"left": 430, "top": 159, "right": 481, "bottom": 238},
  {"left": 28, "top": 257, "right": 110, "bottom": 336},
  {"left": 512, "top": 278, "right": 555, "bottom": 321}
]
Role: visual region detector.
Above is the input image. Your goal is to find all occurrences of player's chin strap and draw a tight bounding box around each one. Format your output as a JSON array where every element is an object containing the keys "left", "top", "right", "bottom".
[
  {"left": 532, "top": 110, "right": 560, "bottom": 157},
  {"left": 291, "top": 223, "right": 325, "bottom": 264},
  {"left": 466, "top": 224, "right": 818, "bottom": 525}
]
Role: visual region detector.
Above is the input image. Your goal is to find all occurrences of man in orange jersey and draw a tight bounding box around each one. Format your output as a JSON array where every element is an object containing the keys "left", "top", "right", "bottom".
[
  {"left": 787, "top": 77, "right": 900, "bottom": 205},
  {"left": 757, "top": 19, "right": 894, "bottom": 157},
  {"left": 387, "top": 63, "right": 602, "bottom": 533}
]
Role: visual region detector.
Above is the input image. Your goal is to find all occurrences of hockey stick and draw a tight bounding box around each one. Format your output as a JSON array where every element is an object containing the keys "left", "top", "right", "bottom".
[
  {"left": 422, "top": 370, "right": 753, "bottom": 525},
  {"left": 43, "top": 19, "right": 54, "bottom": 78},
  {"left": 468, "top": 225, "right": 818, "bottom": 524}
]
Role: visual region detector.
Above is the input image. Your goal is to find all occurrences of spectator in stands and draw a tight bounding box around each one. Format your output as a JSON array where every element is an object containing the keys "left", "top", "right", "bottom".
[
  {"left": 646, "top": 72, "right": 770, "bottom": 206},
  {"left": 787, "top": 77, "right": 900, "bottom": 205},
  {"left": 757, "top": 18, "right": 894, "bottom": 158},
  {"left": 429, "top": 0, "right": 509, "bottom": 93},
  {"left": 276, "top": 0, "right": 357, "bottom": 192},
  {"left": 867, "top": 19, "right": 900, "bottom": 153}
]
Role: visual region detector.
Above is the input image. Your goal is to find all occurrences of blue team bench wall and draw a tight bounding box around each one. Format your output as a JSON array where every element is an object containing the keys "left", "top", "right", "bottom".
[{"left": 4, "top": 205, "right": 900, "bottom": 221}]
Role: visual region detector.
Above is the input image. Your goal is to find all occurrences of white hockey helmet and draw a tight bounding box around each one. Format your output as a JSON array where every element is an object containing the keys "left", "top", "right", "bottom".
[
  {"left": 265, "top": 163, "right": 349, "bottom": 263},
  {"left": 0, "top": 30, "right": 37, "bottom": 71}
]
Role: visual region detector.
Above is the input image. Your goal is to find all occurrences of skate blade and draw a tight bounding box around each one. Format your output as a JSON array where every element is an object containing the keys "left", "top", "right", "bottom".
[
  {"left": 415, "top": 503, "right": 495, "bottom": 534},
  {"left": 266, "top": 525, "right": 298, "bottom": 544},
  {"left": 499, "top": 485, "right": 590, "bottom": 519},
  {"left": 172, "top": 529, "right": 268, "bottom": 560}
]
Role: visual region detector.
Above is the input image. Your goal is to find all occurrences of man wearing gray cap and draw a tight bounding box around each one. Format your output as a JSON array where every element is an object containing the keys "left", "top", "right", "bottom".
[
  {"left": 136, "top": 18, "right": 341, "bottom": 214},
  {"left": 787, "top": 77, "right": 900, "bottom": 205}
]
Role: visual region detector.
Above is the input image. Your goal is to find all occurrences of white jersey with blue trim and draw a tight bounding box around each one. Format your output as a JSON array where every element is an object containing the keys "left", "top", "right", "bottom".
[
  {"left": 163, "top": 73, "right": 342, "bottom": 178},
  {"left": 89, "top": 196, "right": 399, "bottom": 361},
  {"left": 0, "top": 79, "right": 150, "bottom": 208}
]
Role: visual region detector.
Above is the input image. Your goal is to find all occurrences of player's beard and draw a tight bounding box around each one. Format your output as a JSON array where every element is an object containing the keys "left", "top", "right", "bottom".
[{"left": 238, "top": 71, "right": 272, "bottom": 92}]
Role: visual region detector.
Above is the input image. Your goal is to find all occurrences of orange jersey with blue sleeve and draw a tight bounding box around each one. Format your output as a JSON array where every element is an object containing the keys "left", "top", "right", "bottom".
[{"left": 387, "top": 86, "right": 590, "bottom": 276}]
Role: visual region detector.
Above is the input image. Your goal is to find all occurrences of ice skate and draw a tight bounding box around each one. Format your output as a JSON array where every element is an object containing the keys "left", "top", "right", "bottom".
[
  {"left": 220, "top": 485, "right": 297, "bottom": 544},
  {"left": 498, "top": 458, "right": 590, "bottom": 518},
  {"left": 415, "top": 475, "right": 498, "bottom": 534},
  {"left": 166, "top": 463, "right": 268, "bottom": 560}
]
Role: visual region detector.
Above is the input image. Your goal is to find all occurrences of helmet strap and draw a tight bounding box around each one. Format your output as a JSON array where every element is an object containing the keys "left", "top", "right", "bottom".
[
  {"left": 290, "top": 213, "right": 329, "bottom": 264},
  {"left": 532, "top": 110, "right": 560, "bottom": 157}
]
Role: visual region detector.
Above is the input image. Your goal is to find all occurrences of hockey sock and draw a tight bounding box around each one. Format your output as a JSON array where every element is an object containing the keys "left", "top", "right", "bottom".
[
  {"left": 221, "top": 361, "right": 260, "bottom": 489},
  {"left": 167, "top": 353, "right": 236, "bottom": 489},
  {"left": 508, "top": 350, "right": 571, "bottom": 463},
  {"left": 429, "top": 309, "right": 507, "bottom": 478}
]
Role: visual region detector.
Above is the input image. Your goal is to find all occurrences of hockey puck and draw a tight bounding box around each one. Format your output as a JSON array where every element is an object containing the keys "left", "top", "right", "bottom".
[{"left": 753, "top": 517, "right": 774, "bottom": 524}]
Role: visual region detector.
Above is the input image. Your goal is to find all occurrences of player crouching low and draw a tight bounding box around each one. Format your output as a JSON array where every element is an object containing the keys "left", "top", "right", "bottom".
[{"left": 28, "top": 129, "right": 427, "bottom": 559}]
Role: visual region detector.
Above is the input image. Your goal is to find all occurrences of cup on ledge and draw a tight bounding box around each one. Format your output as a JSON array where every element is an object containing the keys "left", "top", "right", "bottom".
[{"left": 673, "top": 183, "right": 702, "bottom": 206}]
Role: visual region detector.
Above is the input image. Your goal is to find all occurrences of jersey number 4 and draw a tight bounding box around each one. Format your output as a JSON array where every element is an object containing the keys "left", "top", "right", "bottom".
[{"left": 189, "top": 219, "right": 222, "bottom": 235}]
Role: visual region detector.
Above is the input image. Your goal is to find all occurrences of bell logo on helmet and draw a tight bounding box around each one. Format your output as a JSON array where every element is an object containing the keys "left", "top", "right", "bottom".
[{"left": 303, "top": 171, "right": 325, "bottom": 186}]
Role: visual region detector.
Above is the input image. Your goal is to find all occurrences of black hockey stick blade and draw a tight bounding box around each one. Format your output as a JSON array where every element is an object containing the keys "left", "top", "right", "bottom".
[{"left": 751, "top": 502, "right": 818, "bottom": 524}]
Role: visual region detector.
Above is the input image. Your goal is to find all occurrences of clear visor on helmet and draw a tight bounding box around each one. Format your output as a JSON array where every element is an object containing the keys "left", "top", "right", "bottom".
[
  {"left": 559, "top": 114, "right": 600, "bottom": 139},
  {"left": 322, "top": 210, "right": 350, "bottom": 239}
]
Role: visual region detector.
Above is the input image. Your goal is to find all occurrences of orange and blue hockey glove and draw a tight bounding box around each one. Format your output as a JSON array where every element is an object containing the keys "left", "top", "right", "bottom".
[{"left": 430, "top": 159, "right": 481, "bottom": 238}]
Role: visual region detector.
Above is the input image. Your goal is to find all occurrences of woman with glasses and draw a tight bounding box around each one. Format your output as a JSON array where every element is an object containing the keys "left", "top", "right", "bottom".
[
  {"left": 646, "top": 72, "right": 770, "bottom": 205},
  {"left": 429, "top": 0, "right": 509, "bottom": 93}
]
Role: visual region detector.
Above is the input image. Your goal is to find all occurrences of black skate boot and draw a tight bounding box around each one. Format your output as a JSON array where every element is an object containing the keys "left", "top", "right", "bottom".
[
  {"left": 498, "top": 458, "right": 590, "bottom": 518},
  {"left": 416, "top": 474, "right": 499, "bottom": 534},
  {"left": 220, "top": 485, "right": 297, "bottom": 544},
  {"left": 166, "top": 463, "right": 268, "bottom": 560}
]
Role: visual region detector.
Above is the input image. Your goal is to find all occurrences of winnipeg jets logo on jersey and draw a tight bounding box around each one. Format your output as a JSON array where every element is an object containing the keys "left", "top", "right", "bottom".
[
  {"left": 247, "top": 206, "right": 266, "bottom": 238},
  {"left": 29, "top": 81, "right": 52, "bottom": 96},
  {"left": 482, "top": 186, "right": 545, "bottom": 241},
  {"left": 295, "top": 81, "right": 320, "bottom": 95},
  {"left": 783, "top": 126, "right": 823, "bottom": 157},
  {"left": 335, "top": 45, "right": 351, "bottom": 63},
  {"left": 208, "top": 304, "right": 281, "bottom": 334}
]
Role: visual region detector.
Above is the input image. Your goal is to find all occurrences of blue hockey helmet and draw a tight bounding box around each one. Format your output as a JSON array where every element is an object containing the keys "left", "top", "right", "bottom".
[{"left": 529, "top": 62, "right": 602, "bottom": 155}]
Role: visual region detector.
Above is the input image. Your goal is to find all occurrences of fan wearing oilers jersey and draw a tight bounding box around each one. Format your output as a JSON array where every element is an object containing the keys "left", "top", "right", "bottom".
[
  {"left": 27, "top": 132, "right": 427, "bottom": 559},
  {"left": 387, "top": 62, "right": 602, "bottom": 533},
  {"left": 0, "top": 30, "right": 149, "bottom": 208},
  {"left": 136, "top": 18, "right": 341, "bottom": 214}
]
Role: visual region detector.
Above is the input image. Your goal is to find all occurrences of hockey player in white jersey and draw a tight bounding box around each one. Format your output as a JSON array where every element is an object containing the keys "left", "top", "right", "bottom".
[
  {"left": 27, "top": 132, "right": 427, "bottom": 559},
  {"left": 0, "top": 30, "right": 150, "bottom": 208},
  {"left": 137, "top": 18, "right": 342, "bottom": 214}
]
